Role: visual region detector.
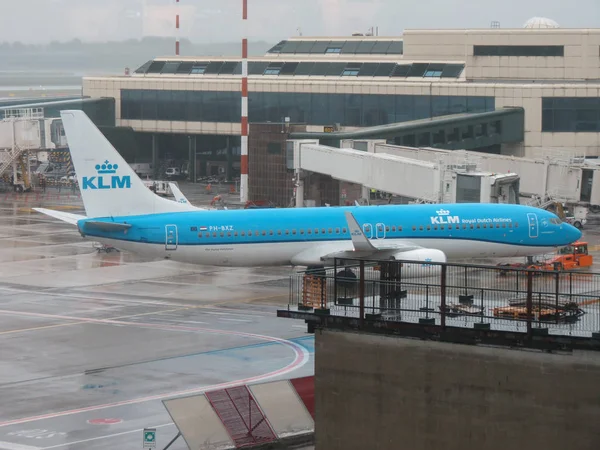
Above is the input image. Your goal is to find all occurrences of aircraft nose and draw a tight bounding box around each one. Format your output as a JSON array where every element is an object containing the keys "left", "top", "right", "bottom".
[{"left": 565, "top": 223, "right": 582, "bottom": 243}]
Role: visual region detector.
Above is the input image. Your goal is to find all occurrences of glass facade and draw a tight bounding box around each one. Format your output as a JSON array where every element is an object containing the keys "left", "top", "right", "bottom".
[
  {"left": 267, "top": 40, "right": 403, "bottom": 55},
  {"left": 542, "top": 97, "right": 600, "bottom": 132},
  {"left": 473, "top": 45, "right": 564, "bottom": 57},
  {"left": 134, "top": 60, "right": 464, "bottom": 79},
  {"left": 121, "top": 89, "right": 495, "bottom": 127}
]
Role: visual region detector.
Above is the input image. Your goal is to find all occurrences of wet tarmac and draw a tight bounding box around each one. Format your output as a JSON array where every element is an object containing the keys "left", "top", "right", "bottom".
[{"left": 0, "top": 197, "right": 313, "bottom": 450}]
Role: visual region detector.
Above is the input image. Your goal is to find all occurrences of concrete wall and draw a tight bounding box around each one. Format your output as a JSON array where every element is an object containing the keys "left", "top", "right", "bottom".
[
  {"left": 403, "top": 29, "right": 600, "bottom": 81},
  {"left": 315, "top": 329, "right": 600, "bottom": 450}
]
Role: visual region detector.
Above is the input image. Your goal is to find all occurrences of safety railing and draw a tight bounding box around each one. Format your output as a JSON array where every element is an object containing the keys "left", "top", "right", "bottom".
[{"left": 288, "top": 259, "right": 600, "bottom": 339}]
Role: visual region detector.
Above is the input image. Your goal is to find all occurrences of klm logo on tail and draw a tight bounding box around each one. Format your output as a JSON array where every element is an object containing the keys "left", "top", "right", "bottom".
[{"left": 82, "top": 160, "right": 131, "bottom": 190}]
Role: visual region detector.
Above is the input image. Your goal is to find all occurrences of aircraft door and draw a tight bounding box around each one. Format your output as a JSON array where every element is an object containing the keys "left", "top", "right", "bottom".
[
  {"left": 165, "top": 224, "right": 178, "bottom": 250},
  {"left": 376, "top": 223, "right": 386, "bottom": 239},
  {"left": 526, "top": 213, "right": 539, "bottom": 239}
]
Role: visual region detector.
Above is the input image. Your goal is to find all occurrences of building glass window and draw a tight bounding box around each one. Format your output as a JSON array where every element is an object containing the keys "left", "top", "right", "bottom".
[
  {"left": 120, "top": 89, "right": 495, "bottom": 126},
  {"left": 473, "top": 45, "right": 564, "bottom": 57},
  {"left": 542, "top": 97, "right": 600, "bottom": 132}
]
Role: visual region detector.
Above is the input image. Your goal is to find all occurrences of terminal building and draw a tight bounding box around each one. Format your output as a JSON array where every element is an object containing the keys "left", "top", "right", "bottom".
[{"left": 3, "top": 19, "right": 600, "bottom": 205}]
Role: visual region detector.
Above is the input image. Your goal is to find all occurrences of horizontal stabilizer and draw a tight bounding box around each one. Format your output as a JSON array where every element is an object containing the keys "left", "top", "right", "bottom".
[
  {"left": 32, "top": 208, "right": 86, "bottom": 225},
  {"left": 84, "top": 221, "right": 132, "bottom": 232}
]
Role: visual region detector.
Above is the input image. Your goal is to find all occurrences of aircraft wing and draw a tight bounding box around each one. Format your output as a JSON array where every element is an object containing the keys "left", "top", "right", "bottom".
[
  {"left": 290, "top": 211, "right": 425, "bottom": 265},
  {"left": 32, "top": 208, "right": 86, "bottom": 225}
]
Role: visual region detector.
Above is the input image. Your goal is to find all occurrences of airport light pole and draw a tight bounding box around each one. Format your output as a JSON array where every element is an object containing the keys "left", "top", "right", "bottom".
[{"left": 240, "top": 0, "right": 249, "bottom": 203}]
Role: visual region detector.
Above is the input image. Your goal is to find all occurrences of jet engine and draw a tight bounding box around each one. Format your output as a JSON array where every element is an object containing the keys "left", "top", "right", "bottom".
[{"left": 387, "top": 248, "right": 446, "bottom": 278}]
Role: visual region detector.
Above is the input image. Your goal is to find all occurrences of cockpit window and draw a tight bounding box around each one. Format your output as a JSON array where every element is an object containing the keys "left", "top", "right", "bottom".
[{"left": 549, "top": 218, "right": 562, "bottom": 224}]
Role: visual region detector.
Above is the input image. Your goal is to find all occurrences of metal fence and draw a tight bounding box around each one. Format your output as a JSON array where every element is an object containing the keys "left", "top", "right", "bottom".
[{"left": 289, "top": 258, "right": 600, "bottom": 339}]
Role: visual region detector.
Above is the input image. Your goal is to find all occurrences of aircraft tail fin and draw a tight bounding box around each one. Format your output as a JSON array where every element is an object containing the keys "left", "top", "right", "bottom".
[{"left": 61, "top": 110, "right": 192, "bottom": 218}]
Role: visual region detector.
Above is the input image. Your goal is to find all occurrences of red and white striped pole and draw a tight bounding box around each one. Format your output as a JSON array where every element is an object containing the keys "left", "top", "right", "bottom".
[
  {"left": 175, "top": 0, "right": 180, "bottom": 55},
  {"left": 240, "top": 0, "right": 249, "bottom": 203}
]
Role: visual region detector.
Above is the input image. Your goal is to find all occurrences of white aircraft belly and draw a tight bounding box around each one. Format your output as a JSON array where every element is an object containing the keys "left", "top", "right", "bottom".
[{"left": 88, "top": 236, "right": 555, "bottom": 267}]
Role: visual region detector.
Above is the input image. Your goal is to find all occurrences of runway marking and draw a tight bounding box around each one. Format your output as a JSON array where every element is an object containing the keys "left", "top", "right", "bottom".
[
  {"left": 0, "top": 441, "right": 41, "bottom": 450},
  {"left": 0, "top": 321, "right": 311, "bottom": 428},
  {"left": 41, "top": 423, "right": 174, "bottom": 449},
  {"left": 219, "top": 318, "right": 252, "bottom": 323}
]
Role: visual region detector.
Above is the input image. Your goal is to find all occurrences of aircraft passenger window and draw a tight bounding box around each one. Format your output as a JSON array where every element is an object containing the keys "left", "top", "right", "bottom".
[
  {"left": 502, "top": 224, "right": 506, "bottom": 228},
  {"left": 515, "top": 223, "right": 519, "bottom": 228},
  {"left": 470, "top": 224, "right": 474, "bottom": 229},
  {"left": 482, "top": 224, "right": 486, "bottom": 229},
  {"left": 198, "top": 233, "right": 203, "bottom": 238},
  {"left": 427, "top": 226, "right": 431, "bottom": 231},
  {"left": 386, "top": 226, "right": 390, "bottom": 232},
  {"left": 213, "top": 232, "right": 217, "bottom": 237},
  {"left": 322, "top": 228, "right": 326, "bottom": 234},
  {"left": 285, "top": 230, "right": 290, "bottom": 235},
  {"left": 441, "top": 226, "right": 445, "bottom": 230},
  {"left": 448, "top": 225, "right": 453, "bottom": 230},
  {"left": 412, "top": 226, "right": 416, "bottom": 231},
  {"left": 462, "top": 224, "right": 467, "bottom": 230},
  {"left": 300, "top": 230, "right": 305, "bottom": 235},
  {"left": 205, "top": 233, "right": 210, "bottom": 238},
  {"left": 277, "top": 230, "right": 282, "bottom": 235},
  {"left": 342, "top": 228, "right": 347, "bottom": 233},
  {"left": 248, "top": 230, "right": 252, "bottom": 235},
  {"left": 292, "top": 230, "right": 297, "bottom": 235},
  {"left": 392, "top": 226, "right": 396, "bottom": 232},
  {"left": 227, "top": 232, "right": 232, "bottom": 237},
  {"left": 241, "top": 231, "right": 246, "bottom": 236},
  {"left": 496, "top": 224, "right": 500, "bottom": 229},
  {"left": 509, "top": 223, "right": 512, "bottom": 228},
  {"left": 269, "top": 230, "right": 274, "bottom": 235},
  {"left": 419, "top": 226, "right": 424, "bottom": 231},
  {"left": 434, "top": 226, "right": 438, "bottom": 230},
  {"left": 315, "top": 229, "right": 319, "bottom": 234},
  {"left": 476, "top": 225, "right": 480, "bottom": 229},
  {"left": 398, "top": 226, "right": 403, "bottom": 231},
  {"left": 262, "top": 231, "right": 266, "bottom": 236},
  {"left": 234, "top": 232, "right": 238, "bottom": 236},
  {"left": 307, "top": 229, "right": 312, "bottom": 234},
  {"left": 220, "top": 232, "right": 225, "bottom": 237},
  {"left": 336, "top": 228, "right": 340, "bottom": 233},
  {"left": 328, "top": 228, "right": 333, "bottom": 233}
]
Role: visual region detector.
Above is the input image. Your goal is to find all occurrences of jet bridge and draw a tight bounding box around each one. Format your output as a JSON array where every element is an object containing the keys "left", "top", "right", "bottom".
[
  {"left": 287, "top": 140, "right": 519, "bottom": 206},
  {"left": 362, "top": 142, "right": 600, "bottom": 208}
]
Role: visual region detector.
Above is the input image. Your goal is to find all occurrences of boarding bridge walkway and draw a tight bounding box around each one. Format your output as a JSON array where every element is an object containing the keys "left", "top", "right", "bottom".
[
  {"left": 291, "top": 143, "right": 444, "bottom": 203},
  {"left": 290, "top": 107, "right": 524, "bottom": 152}
]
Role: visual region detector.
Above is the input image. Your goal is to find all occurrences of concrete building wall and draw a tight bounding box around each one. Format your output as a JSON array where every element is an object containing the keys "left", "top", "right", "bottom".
[
  {"left": 315, "top": 329, "right": 600, "bottom": 450},
  {"left": 404, "top": 29, "right": 600, "bottom": 81}
]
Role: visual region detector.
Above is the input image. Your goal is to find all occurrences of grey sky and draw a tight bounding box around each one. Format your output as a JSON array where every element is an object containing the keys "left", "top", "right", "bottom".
[{"left": 1, "top": 0, "right": 598, "bottom": 44}]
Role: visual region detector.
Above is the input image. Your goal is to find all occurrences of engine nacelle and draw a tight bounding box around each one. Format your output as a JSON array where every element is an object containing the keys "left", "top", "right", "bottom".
[{"left": 388, "top": 248, "right": 447, "bottom": 278}]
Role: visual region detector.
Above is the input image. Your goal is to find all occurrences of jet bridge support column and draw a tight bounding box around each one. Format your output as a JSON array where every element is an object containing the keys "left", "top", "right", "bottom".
[
  {"left": 378, "top": 262, "right": 407, "bottom": 315},
  {"left": 151, "top": 134, "right": 159, "bottom": 179},
  {"left": 295, "top": 169, "right": 304, "bottom": 208}
]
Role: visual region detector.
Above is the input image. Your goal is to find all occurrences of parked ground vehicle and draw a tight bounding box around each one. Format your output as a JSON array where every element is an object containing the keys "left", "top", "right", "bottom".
[{"left": 497, "top": 241, "right": 593, "bottom": 273}]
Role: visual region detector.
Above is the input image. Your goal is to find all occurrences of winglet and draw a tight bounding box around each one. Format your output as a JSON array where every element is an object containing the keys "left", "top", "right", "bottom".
[{"left": 344, "top": 211, "right": 376, "bottom": 252}]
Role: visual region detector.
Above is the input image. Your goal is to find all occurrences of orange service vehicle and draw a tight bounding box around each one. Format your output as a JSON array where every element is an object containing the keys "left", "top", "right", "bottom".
[
  {"left": 543, "top": 241, "right": 593, "bottom": 271},
  {"left": 497, "top": 241, "right": 593, "bottom": 273}
]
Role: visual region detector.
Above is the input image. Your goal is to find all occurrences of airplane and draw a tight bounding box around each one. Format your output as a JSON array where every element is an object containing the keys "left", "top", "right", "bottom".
[{"left": 33, "top": 110, "right": 582, "bottom": 276}]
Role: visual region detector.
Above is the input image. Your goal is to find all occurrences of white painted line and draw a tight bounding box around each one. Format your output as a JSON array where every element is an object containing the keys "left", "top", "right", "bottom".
[
  {"left": 292, "top": 325, "right": 307, "bottom": 329},
  {"left": 0, "top": 441, "right": 41, "bottom": 450},
  {"left": 219, "top": 318, "right": 252, "bottom": 323},
  {"left": 41, "top": 423, "right": 174, "bottom": 449},
  {"left": 178, "top": 320, "right": 208, "bottom": 325}
]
